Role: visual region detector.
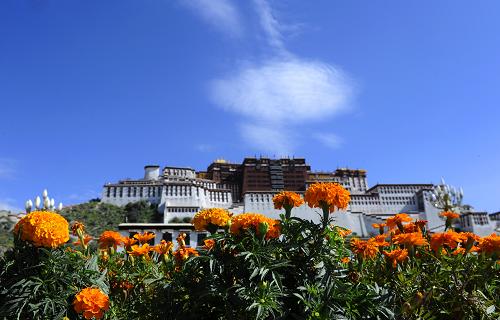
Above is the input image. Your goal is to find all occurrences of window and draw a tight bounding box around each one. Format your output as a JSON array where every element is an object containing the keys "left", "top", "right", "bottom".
[
  {"left": 182, "top": 232, "right": 191, "bottom": 246},
  {"left": 162, "top": 232, "right": 172, "bottom": 242},
  {"left": 197, "top": 233, "right": 207, "bottom": 245}
]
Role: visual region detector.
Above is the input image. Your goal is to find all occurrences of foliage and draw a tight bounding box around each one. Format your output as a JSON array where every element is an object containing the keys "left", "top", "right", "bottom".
[
  {"left": 168, "top": 216, "right": 193, "bottom": 223},
  {"left": 60, "top": 201, "right": 159, "bottom": 238},
  {"left": 0, "top": 212, "right": 15, "bottom": 255},
  {"left": 0, "top": 185, "right": 499, "bottom": 319}
]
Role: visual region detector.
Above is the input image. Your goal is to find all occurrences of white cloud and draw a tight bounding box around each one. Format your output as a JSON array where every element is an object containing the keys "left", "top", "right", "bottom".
[
  {"left": 208, "top": 0, "right": 354, "bottom": 154},
  {"left": 313, "top": 133, "right": 343, "bottom": 149},
  {"left": 193, "top": 0, "right": 355, "bottom": 154},
  {"left": 0, "top": 158, "right": 15, "bottom": 179},
  {"left": 0, "top": 198, "right": 21, "bottom": 213},
  {"left": 181, "top": 0, "right": 242, "bottom": 37},
  {"left": 240, "top": 123, "right": 295, "bottom": 156},
  {"left": 211, "top": 58, "right": 352, "bottom": 123}
]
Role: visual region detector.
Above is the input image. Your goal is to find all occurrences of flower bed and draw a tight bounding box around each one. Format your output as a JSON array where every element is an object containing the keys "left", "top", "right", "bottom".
[{"left": 0, "top": 183, "right": 498, "bottom": 319}]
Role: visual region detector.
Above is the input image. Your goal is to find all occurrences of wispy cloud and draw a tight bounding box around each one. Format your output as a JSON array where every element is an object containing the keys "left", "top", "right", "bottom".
[
  {"left": 67, "top": 190, "right": 99, "bottom": 203},
  {"left": 195, "top": 143, "right": 215, "bottom": 152},
  {"left": 253, "top": 0, "right": 287, "bottom": 54},
  {"left": 180, "top": 0, "right": 243, "bottom": 37},
  {"left": 0, "top": 158, "right": 16, "bottom": 179},
  {"left": 240, "top": 123, "right": 295, "bottom": 156},
  {"left": 313, "top": 133, "right": 343, "bottom": 149}
]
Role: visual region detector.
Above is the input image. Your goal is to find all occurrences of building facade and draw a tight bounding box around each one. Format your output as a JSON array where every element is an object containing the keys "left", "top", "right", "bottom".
[{"left": 101, "top": 158, "right": 497, "bottom": 244}]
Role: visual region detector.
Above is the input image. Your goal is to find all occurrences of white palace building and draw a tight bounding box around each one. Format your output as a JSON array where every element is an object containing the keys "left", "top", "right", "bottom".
[{"left": 101, "top": 159, "right": 498, "bottom": 247}]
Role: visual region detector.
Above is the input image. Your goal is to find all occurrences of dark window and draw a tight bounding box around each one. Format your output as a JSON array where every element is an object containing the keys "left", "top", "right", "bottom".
[
  {"left": 183, "top": 232, "right": 191, "bottom": 246},
  {"left": 197, "top": 233, "right": 207, "bottom": 245},
  {"left": 162, "top": 232, "right": 173, "bottom": 242}
]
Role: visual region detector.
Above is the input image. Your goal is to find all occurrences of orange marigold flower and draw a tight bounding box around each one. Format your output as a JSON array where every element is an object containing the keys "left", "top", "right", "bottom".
[
  {"left": 370, "top": 234, "right": 390, "bottom": 247},
  {"left": 176, "top": 232, "right": 187, "bottom": 247},
  {"left": 440, "top": 211, "right": 460, "bottom": 220},
  {"left": 386, "top": 213, "right": 413, "bottom": 230},
  {"left": 272, "top": 191, "right": 304, "bottom": 210},
  {"left": 383, "top": 248, "right": 409, "bottom": 268},
  {"left": 119, "top": 281, "right": 134, "bottom": 291},
  {"left": 452, "top": 247, "right": 466, "bottom": 255},
  {"left": 351, "top": 238, "right": 379, "bottom": 260},
  {"left": 73, "top": 235, "right": 93, "bottom": 247},
  {"left": 372, "top": 223, "right": 387, "bottom": 234},
  {"left": 336, "top": 227, "right": 352, "bottom": 238},
  {"left": 14, "top": 211, "right": 69, "bottom": 248},
  {"left": 393, "top": 232, "right": 428, "bottom": 247},
  {"left": 341, "top": 257, "right": 350, "bottom": 264},
  {"left": 133, "top": 232, "right": 156, "bottom": 245},
  {"left": 128, "top": 244, "right": 151, "bottom": 258},
  {"left": 98, "top": 231, "right": 124, "bottom": 250},
  {"left": 304, "top": 182, "right": 350, "bottom": 213},
  {"left": 203, "top": 238, "right": 216, "bottom": 250},
  {"left": 71, "top": 221, "right": 85, "bottom": 236},
  {"left": 459, "top": 232, "right": 480, "bottom": 243},
  {"left": 192, "top": 208, "right": 232, "bottom": 232},
  {"left": 415, "top": 220, "right": 428, "bottom": 230},
  {"left": 73, "top": 288, "right": 109, "bottom": 320},
  {"left": 122, "top": 237, "right": 138, "bottom": 249},
  {"left": 230, "top": 213, "right": 280, "bottom": 239},
  {"left": 403, "top": 223, "right": 419, "bottom": 233},
  {"left": 430, "top": 231, "right": 462, "bottom": 253},
  {"left": 151, "top": 240, "right": 173, "bottom": 255},
  {"left": 173, "top": 247, "right": 199, "bottom": 262},
  {"left": 477, "top": 233, "right": 500, "bottom": 255}
]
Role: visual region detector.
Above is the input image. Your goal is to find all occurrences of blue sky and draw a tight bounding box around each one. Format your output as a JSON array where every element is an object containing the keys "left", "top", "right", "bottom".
[{"left": 1, "top": 0, "right": 499, "bottom": 212}]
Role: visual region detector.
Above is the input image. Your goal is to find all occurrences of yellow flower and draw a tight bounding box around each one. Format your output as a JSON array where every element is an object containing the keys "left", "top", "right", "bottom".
[
  {"left": 272, "top": 191, "right": 304, "bottom": 210},
  {"left": 192, "top": 208, "right": 232, "bottom": 232},
  {"left": 73, "top": 288, "right": 109, "bottom": 320},
  {"left": 230, "top": 213, "right": 280, "bottom": 239},
  {"left": 304, "top": 183, "right": 350, "bottom": 213},
  {"left": 14, "top": 211, "right": 69, "bottom": 248}
]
